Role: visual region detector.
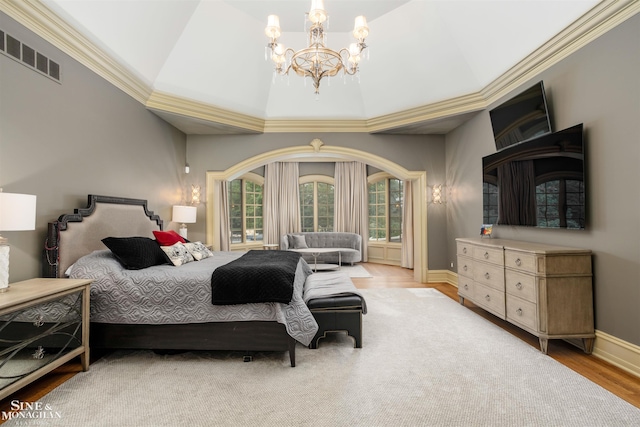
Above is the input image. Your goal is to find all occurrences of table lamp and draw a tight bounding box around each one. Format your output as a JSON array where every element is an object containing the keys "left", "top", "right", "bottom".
[
  {"left": 172, "top": 205, "right": 197, "bottom": 239},
  {"left": 0, "top": 191, "right": 37, "bottom": 291}
]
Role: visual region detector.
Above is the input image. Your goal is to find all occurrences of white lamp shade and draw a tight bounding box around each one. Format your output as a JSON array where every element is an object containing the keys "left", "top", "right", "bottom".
[
  {"left": 265, "top": 15, "right": 281, "bottom": 38},
  {"left": 0, "top": 193, "right": 37, "bottom": 231},
  {"left": 172, "top": 205, "right": 197, "bottom": 224},
  {"left": 353, "top": 16, "right": 369, "bottom": 39},
  {"left": 309, "top": 0, "right": 327, "bottom": 23}
]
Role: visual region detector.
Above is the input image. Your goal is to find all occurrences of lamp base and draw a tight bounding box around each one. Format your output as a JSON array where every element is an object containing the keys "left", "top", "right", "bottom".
[
  {"left": 0, "top": 244, "right": 9, "bottom": 290},
  {"left": 178, "top": 224, "right": 188, "bottom": 240}
]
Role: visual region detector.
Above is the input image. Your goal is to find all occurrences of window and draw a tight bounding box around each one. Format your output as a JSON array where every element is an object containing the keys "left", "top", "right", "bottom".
[
  {"left": 229, "top": 177, "right": 263, "bottom": 244},
  {"left": 299, "top": 177, "right": 334, "bottom": 232},
  {"left": 536, "top": 179, "right": 585, "bottom": 228},
  {"left": 368, "top": 176, "right": 403, "bottom": 243},
  {"left": 483, "top": 181, "right": 499, "bottom": 224}
]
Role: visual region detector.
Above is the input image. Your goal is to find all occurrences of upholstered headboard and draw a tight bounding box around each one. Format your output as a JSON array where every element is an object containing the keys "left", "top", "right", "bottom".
[{"left": 44, "top": 195, "right": 163, "bottom": 278}]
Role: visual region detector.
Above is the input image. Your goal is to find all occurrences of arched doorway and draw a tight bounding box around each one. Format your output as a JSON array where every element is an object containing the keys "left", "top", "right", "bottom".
[{"left": 206, "top": 139, "right": 428, "bottom": 283}]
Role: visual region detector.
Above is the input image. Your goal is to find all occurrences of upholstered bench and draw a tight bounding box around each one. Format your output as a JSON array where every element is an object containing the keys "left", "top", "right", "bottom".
[{"left": 303, "top": 272, "right": 367, "bottom": 349}]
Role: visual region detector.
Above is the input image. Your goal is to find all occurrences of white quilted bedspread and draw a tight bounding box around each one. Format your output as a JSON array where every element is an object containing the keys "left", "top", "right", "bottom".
[{"left": 70, "top": 250, "right": 318, "bottom": 345}]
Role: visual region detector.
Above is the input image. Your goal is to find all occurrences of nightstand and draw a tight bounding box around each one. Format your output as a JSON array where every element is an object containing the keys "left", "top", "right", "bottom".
[{"left": 0, "top": 278, "right": 91, "bottom": 400}]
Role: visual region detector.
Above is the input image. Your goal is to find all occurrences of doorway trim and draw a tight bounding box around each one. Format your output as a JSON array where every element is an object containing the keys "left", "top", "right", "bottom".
[{"left": 206, "top": 139, "right": 428, "bottom": 283}]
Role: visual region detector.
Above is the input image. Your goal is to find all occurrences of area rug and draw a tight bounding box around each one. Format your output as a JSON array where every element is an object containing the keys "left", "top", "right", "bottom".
[{"left": 4, "top": 289, "right": 639, "bottom": 426}]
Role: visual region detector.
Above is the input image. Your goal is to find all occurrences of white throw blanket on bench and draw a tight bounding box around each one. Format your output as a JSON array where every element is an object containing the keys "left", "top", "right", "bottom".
[{"left": 303, "top": 272, "right": 368, "bottom": 314}]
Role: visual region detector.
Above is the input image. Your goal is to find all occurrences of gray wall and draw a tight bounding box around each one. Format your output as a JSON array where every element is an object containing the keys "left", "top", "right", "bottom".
[
  {"left": 186, "top": 132, "right": 449, "bottom": 269},
  {"left": 0, "top": 13, "right": 187, "bottom": 282},
  {"left": 445, "top": 15, "right": 640, "bottom": 345}
]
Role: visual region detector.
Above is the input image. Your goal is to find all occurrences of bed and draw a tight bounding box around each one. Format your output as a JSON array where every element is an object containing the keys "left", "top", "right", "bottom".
[{"left": 44, "top": 195, "right": 318, "bottom": 367}]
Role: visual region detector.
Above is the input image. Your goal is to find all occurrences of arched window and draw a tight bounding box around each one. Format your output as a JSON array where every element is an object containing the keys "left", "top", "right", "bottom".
[
  {"left": 229, "top": 173, "right": 264, "bottom": 245},
  {"left": 368, "top": 174, "right": 403, "bottom": 243},
  {"left": 299, "top": 175, "right": 335, "bottom": 232}
]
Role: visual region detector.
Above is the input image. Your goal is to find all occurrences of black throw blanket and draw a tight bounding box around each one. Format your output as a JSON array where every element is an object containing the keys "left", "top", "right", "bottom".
[{"left": 211, "top": 250, "right": 302, "bottom": 305}]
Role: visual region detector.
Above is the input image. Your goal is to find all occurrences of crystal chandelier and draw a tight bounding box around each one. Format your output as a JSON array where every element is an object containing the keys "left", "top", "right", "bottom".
[{"left": 265, "top": 0, "right": 369, "bottom": 95}]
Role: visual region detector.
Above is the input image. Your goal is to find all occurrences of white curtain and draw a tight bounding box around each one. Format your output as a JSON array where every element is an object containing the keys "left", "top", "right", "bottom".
[
  {"left": 334, "top": 161, "right": 368, "bottom": 262},
  {"left": 401, "top": 180, "right": 414, "bottom": 268},
  {"left": 216, "top": 180, "right": 230, "bottom": 251},
  {"left": 264, "top": 162, "right": 301, "bottom": 244}
]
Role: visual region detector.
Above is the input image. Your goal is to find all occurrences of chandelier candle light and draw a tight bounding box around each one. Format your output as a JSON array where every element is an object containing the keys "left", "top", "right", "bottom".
[{"left": 265, "top": 0, "right": 369, "bottom": 95}]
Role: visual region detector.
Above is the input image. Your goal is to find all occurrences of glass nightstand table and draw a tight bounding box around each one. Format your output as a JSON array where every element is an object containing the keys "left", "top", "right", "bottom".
[{"left": 0, "top": 278, "right": 92, "bottom": 400}]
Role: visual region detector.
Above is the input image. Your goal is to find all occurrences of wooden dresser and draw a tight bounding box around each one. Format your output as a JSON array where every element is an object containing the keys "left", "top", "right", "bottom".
[{"left": 456, "top": 237, "right": 594, "bottom": 354}]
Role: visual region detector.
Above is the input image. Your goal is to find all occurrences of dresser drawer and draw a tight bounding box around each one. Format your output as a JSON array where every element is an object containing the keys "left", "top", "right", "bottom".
[
  {"left": 504, "top": 250, "right": 536, "bottom": 273},
  {"left": 505, "top": 270, "right": 537, "bottom": 303},
  {"left": 506, "top": 294, "right": 538, "bottom": 331},
  {"left": 473, "top": 245, "right": 504, "bottom": 266},
  {"left": 473, "top": 262, "right": 504, "bottom": 290},
  {"left": 457, "top": 255, "right": 474, "bottom": 279},
  {"left": 457, "top": 241, "right": 473, "bottom": 257},
  {"left": 457, "top": 276, "right": 474, "bottom": 299},
  {"left": 474, "top": 282, "right": 505, "bottom": 318}
]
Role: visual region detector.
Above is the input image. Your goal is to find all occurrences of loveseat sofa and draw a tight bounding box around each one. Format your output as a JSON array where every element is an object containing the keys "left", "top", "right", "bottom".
[{"left": 280, "top": 232, "right": 362, "bottom": 265}]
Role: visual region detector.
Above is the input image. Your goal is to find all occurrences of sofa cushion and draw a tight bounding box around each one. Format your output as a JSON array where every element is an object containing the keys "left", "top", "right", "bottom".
[{"left": 290, "top": 234, "right": 308, "bottom": 249}]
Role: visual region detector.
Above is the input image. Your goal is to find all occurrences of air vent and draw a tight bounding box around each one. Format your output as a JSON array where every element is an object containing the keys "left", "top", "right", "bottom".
[
  {"left": 0, "top": 29, "right": 61, "bottom": 83},
  {"left": 22, "top": 44, "right": 35, "bottom": 67}
]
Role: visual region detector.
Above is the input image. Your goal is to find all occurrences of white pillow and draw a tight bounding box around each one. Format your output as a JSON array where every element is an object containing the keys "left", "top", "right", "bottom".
[
  {"left": 160, "top": 242, "right": 195, "bottom": 266},
  {"left": 184, "top": 241, "right": 214, "bottom": 261}
]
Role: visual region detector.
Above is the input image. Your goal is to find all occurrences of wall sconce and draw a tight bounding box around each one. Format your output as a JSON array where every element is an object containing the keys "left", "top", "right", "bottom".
[
  {"left": 191, "top": 184, "right": 201, "bottom": 205},
  {"left": 0, "top": 190, "right": 37, "bottom": 291},
  {"left": 431, "top": 184, "right": 445, "bottom": 204},
  {"left": 172, "top": 205, "right": 197, "bottom": 239}
]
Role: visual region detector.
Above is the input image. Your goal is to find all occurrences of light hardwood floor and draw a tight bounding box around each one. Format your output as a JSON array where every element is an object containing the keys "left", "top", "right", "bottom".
[{"left": 1, "top": 262, "right": 638, "bottom": 420}]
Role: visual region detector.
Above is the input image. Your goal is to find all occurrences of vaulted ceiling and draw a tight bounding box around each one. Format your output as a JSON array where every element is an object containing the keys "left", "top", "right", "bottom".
[{"left": 5, "top": 1, "right": 633, "bottom": 134}]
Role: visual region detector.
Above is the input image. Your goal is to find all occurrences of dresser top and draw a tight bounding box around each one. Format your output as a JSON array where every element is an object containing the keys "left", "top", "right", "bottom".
[
  {"left": 0, "top": 278, "right": 91, "bottom": 310},
  {"left": 456, "top": 237, "right": 591, "bottom": 255}
]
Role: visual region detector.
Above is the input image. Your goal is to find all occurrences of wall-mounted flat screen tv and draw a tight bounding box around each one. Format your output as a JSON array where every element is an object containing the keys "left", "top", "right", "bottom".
[
  {"left": 482, "top": 123, "right": 585, "bottom": 229},
  {"left": 489, "top": 81, "right": 552, "bottom": 150}
]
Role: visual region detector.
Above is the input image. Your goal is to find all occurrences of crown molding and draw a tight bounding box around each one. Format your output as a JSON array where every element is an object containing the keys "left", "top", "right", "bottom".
[
  {"left": 482, "top": 0, "right": 640, "bottom": 104},
  {"left": 1, "top": 0, "right": 152, "bottom": 104},
  {"left": 4, "top": 0, "right": 638, "bottom": 134},
  {"left": 146, "top": 91, "right": 265, "bottom": 134},
  {"left": 263, "top": 119, "right": 369, "bottom": 133},
  {"left": 366, "top": 92, "right": 487, "bottom": 133}
]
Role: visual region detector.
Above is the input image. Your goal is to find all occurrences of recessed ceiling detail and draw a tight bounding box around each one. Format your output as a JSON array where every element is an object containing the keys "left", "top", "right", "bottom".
[{"left": 4, "top": 0, "right": 638, "bottom": 134}]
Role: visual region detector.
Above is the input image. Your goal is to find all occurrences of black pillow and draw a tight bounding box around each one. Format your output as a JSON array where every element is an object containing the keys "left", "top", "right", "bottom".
[{"left": 102, "top": 236, "right": 171, "bottom": 270}]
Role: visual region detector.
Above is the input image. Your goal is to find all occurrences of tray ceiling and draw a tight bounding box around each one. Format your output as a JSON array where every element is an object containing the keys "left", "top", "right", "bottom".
[{"left": 23, "top": 1, "right": 611, "bottom": 133}]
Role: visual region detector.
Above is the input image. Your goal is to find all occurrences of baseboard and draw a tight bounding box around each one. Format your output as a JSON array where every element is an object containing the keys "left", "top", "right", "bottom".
[
  {"left": 428, "top": 269, "right": 457, "bottom": 285},
  {"left": 592, "top": 330, "right": 640, "bottom": 378},
  {"left": 443, "top": 270, "right": 640, "bottom": 379}
]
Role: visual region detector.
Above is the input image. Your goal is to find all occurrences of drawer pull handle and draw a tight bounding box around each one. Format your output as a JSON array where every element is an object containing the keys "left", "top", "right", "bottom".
[
  {"left": 463, "top": 265, "right": 468, "bottom": 271},
  {"left": 463, "top": 247, "right": 467, "bottom": 254},
  {"left": 464, "top": 284, "right": 469, "bottom": 290},
  {"left": 515, "top": 258, "right": 522, "bottom": 266},
  {"left": 485, "top": 295, "right": 491, "bottom": 301},
  {"left": 515, "top": 282, "right": 523, "bottom": 290},
  {"left": 484, "top": 272, "right": 490, "bottom": 280},
  {"left": 484, "top": 252, "right": 489, "bottom": 259},
  {"left": 32, "top": 346, "right": 45, "bottom": 360},
  {"left": 33, "top": 315, "right": 44, "bottom": 328},
  {"left": 516, "top": 308, "right": 523, "bottom": 316}
]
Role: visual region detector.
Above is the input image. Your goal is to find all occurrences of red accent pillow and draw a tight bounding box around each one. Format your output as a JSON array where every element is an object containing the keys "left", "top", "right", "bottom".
[{"left": 153, "top": 230, "right": 185, "bottom": 246}]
